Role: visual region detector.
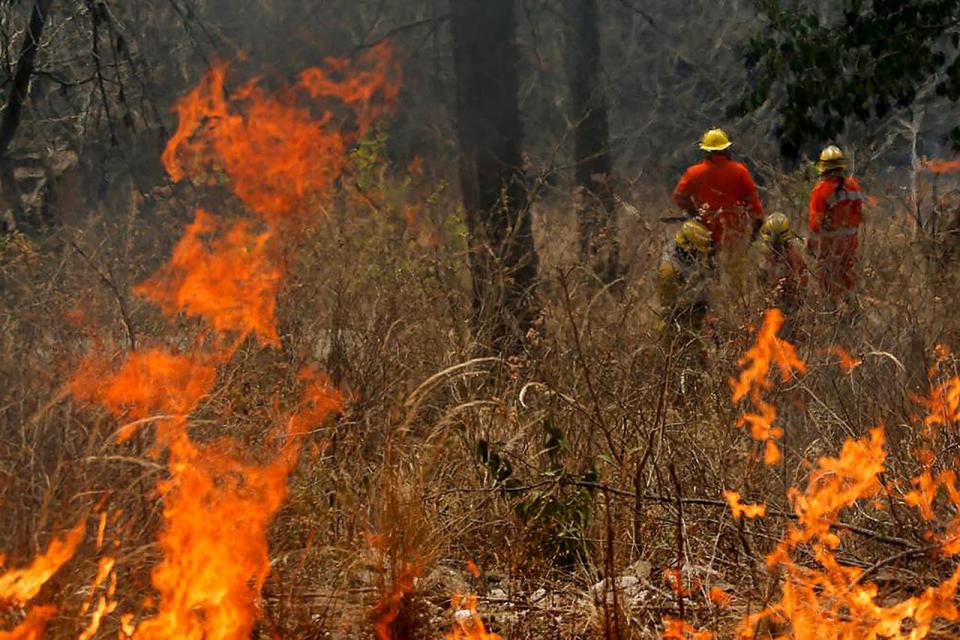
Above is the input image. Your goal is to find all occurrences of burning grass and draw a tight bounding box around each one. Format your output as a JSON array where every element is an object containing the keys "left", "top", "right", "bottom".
[{"left": 5, "top": 41, "right": 960, "bottom": 640}]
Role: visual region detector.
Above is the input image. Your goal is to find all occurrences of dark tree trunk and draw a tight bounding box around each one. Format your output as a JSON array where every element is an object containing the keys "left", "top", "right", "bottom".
[
  {"left": 563, "top": 0, "right": 620, "bottom": 283},
  {"left": 0, "top": 0, "right": 53, "bottom": 231},
  {"left": 450, "top": 0, "right": 539, "bottom": 352}
]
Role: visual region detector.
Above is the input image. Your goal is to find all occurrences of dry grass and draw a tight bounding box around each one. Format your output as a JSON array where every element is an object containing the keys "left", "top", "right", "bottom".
[{"left": 2, "top": 164, "right": 960, "bottom": 639}]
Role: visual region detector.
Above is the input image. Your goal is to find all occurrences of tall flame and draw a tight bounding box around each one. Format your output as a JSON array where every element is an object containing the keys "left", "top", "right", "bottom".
[{"left": 70, "top": 43, "right": 397, "bottom": 639}]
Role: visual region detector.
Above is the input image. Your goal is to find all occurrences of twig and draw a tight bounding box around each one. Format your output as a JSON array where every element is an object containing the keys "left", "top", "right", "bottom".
[
  {"left": 558, "top": 270, "right": 620, "bottom": 463},
  {"left": 447, "top": 479, "right": 921, "bottom": 550},
  {"left": 668, "top": 464, "right": 685, "bottom": 619},
  {"left": 68, "top": 240, "right": 137, "bottom": 351}
]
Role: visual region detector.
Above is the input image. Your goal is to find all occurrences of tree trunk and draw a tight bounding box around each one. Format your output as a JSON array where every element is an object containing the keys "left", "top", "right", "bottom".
[
  {"left": 563, "top": 0, "right": 620, "bottom": 283},
  {"left": 450, "top": 0, "right": 539, "bottom": 352},
  {"left": 0, "top": 0, "right": 53, "bottom": 230}
]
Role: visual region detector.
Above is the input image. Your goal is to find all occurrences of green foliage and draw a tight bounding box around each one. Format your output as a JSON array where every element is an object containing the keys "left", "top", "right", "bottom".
[
  {"left": 476, "top": 421, "right": 597, "bottom": 570},
  {"left": 738, "top": 0, "right": 960, "bottom": 157},
  {"left": 349, "top": 122, "right": 391, "bottom": 192}
]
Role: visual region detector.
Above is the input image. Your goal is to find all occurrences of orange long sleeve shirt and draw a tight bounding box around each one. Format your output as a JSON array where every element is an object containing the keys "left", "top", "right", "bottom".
[
  {"left": 672, "top": 155, "right": 764, "bottom": 243},
  {"left": 808, "top": 176, "right": 862, "bottom": 235}
]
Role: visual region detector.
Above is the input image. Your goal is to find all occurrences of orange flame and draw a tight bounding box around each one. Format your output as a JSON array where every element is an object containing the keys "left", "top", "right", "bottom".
[
  {"left": 69, "top": 43, "right": 392, "bottom": 639},
  {"left": 371, "top": 562, "right": 420, "bottom": 640},
  {"left": 465, "top": 560, "right": 481, "bottom": 578},
  {"left": 134, "top": 210, "right": 282, "bottom": 346},
  {"left": 162, "top": 44, "right": 400, "bottom": 225},
  {"left": 824, "top": 345, "right": 862, "bottom": 374},
  {"left": 445, "top": 594, "right": 503, "bottom": 640},
  {"left": 662, "top": 618, "right": 713, "bottom": 640},
  {"left": 723, "top": 490, "right": 766, "bottom": 521},
  {"left": 731, "top": 309, "right": 805, "bottom": 466},
  {"left": 0, "top": 604, "right": 56, "bottom": 640},
  {"left": 708, "top": 587, "right": 731, "bottom": 608},
  {"left": 925, "top": 159, "right": 960, "bottom": 173},
  {"left": 730, "top": 309, "right": 806, "bottom": 403},
  {"left": 0, "top": 520, "right": 84, "bottom": 607},
  {"left": 914, "top": 376, "right": 960, "bottom": 427}
]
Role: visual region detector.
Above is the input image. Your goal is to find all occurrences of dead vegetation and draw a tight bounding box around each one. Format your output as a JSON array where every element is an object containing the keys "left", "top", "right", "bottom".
[{"left": 3, "top": 141, "right": 960, "bottom": 639}]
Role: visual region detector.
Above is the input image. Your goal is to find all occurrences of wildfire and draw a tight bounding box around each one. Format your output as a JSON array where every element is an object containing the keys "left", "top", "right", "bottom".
[
  {"left": 730, "top": 308, "right": 806, "bottom": 466},
  {"left": 824, "top": 345, "right": 862, "bottom": 374},
  {"left": 723, "top": 490, "right": 766, "bottom": 521},
  {"left": 0, "top": 520, "right": 85, "bottom": 639},
  {"left": 925, "top": 158, "right": 960, "bottom": 174},
  {"left": 67, "top": 42, "right": 396, "bottom": 640},
  {"left": 445, "top": 594, "right": 502, "bottom": 640}
]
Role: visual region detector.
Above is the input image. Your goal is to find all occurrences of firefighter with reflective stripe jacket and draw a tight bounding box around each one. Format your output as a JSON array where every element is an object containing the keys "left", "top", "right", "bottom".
[
  {"left": 808, "top": 145, "right": 863, "bottom": 299},
  {"left": 757, "top": 213, "right": 808, "bottom": 315},
  {"left": 657, "top": 219, "right": 715, "bottom": 334},
  {"left": 672, "top": 128, "right": 765, "bottom": 246}
]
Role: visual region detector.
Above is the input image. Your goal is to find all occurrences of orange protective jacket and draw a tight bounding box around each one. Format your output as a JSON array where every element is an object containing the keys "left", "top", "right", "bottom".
[
  {"left": 672, "top": 155, "right": 764, "bottom": 243},
  {"left": 808, "top": 176, "right": 863, "bottom": 237}
]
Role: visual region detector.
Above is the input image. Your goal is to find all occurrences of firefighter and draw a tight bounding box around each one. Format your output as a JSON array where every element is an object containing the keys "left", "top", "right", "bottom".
[
  {"left": 673, "top": 128, "right": 765, "bottom": 246},
  {"left": 808, "top": 145, "right": 863, "bottom": 301},
  {"left": 656, "top": 218, "right": 715, "bottom": 335},
  {"left": 756, "top": 213, "right": 808, "bottom": 315}
]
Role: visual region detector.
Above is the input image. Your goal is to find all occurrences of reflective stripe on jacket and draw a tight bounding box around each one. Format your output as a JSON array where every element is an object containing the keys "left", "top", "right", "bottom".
[{"left": 809, "top": 176, "right": 863, "bottom": 234}]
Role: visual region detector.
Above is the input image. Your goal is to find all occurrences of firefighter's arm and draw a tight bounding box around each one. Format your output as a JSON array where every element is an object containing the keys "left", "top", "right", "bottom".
[
  {"left": 672, "top": 170, "right": 697, "bottom": 215},
  {"left": 741, "top": 167, "right": 765, "bottom": 219}
]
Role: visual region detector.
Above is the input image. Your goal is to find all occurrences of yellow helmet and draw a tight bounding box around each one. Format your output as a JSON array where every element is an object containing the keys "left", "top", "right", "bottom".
[
  {"left": 760, "top": 213, "right": 792, "bottom": 243},
  {"left": 675, "top": 219, "right": 713, "bottom": 253},
  {"left": 817, "top": 145, "right": 848, "bottom": 175},
  {"left": 699, "top": 128, "right": 732, "bottom": 152}
]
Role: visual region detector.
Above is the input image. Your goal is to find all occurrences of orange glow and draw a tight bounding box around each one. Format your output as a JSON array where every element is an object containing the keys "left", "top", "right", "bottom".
[
  {"left": 71, "top": 349, "right": 216, "bottom": 444},
  {"left": 708, "top": 587, "right": 731, "bottom": 607},
  {"left": 723, "top": 490, "right": 766, "bottom": 520},
  {"left": 0, "top": 604, "right": 56, "bottom": 640},
  {"left": 925, "top": 159, "right": 960, "bottom": 173},
  {"left": 371, "top": 562, "right": 420, "bottom": 640},
  {"left": 69, "top": 42, "right": 383, "bottom": 640},
  {"left": 914, "top": 376, "right": 960, "bottom": 427},
  {"left": 466, "top": 560, "right": 481, "bottom": 578},
  {"left": 825, "top": 345, "right": 862, "bottom": 374},
  {"left": 0, "top": 520, "right": 84, "bottom": 606},
  {"left": 445, "top": 594, "right": 503, "bottom": 640},
  {"left": 662, "top": 618, "right": 713, "bottom": 639},
  {"left": 162, "top": 43, "right": 400, "bottom": 226},
  {"left": 134, "top": 210, "right": 282, "bottom": 347},
  {"left": 730, "top": 309, "right": 806, "bottom": 402},
  {"left": 731, "top": 309, "right": 805, "bottom": 466},
  {"left": 662, "top": 567, "right": 697, "bottom": 597}
]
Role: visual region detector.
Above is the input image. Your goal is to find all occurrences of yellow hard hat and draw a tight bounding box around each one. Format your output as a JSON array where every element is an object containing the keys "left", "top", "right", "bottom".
[
  {"left": 676, "top": 219, "right": 713, "bottom": 253},
  {"left": 817, "top": 145, "right": 848, "bottom": 175},
  {"left": 760, "top": 213, "right": 792, "bottom": 243},
  {"left": 699, "top": 128, "right": 732, "bottom": 152}
]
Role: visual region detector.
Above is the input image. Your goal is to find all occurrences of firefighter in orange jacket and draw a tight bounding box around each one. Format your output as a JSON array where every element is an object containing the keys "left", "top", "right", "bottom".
[
  {"left": 673, "top": 128, "right": 765, "bottom": 245},
  {"left": 808, "top": 145, "right": 863, "bottom": 300}
]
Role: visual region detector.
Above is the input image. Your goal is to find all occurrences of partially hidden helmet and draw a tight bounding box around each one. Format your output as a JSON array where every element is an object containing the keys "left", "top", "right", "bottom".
[
  {"left": 760, "top": 213, "right": 792, "bottom": 243},
  {"left": 676, "top": 219, "right": 713, "bottom": 253}
]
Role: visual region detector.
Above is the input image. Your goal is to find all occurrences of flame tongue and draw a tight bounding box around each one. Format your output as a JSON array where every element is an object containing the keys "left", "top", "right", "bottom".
[{"left": 69, "top": 45, "right": 396, "bottom": 639}]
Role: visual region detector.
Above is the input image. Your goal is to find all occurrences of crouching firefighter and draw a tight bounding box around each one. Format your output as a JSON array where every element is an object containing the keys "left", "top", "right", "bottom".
[
  {"left": 656, "top": 219, "right": 715, "bottom": 336},
  {"left": 756, "top": 213, "right": 808, "bottom": 315}
]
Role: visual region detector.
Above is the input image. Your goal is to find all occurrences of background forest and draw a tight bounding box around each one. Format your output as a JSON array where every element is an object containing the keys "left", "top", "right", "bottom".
[{"left": 4, "top": 1, "right": 960, "bottom": 639}]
